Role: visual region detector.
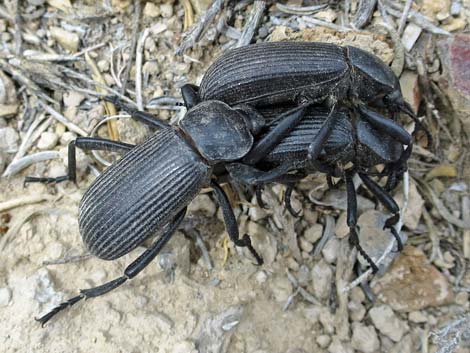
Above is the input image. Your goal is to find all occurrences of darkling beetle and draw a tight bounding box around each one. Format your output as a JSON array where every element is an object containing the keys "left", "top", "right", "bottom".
[
  {"left": 26, "top": 98, "right": 289, "bottom": 325},
  {"left": 181, "top": 41, "right": 424, "bottom": 168},
  {"left": 225, "top": 105, "right": 411, "bottom": 272}
]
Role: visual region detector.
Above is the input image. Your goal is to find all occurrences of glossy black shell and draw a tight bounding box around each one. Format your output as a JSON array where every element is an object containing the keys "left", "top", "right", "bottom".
[{"left": 79, "top": 128, "right": 211, "bottom": 260}]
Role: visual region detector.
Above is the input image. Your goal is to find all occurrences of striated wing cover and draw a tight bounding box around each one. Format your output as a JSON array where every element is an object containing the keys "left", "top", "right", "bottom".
[
  {"left": 200, "top": 42, "right": 349, "bottom": 106},
  {"left": 79, "top": 128, "right": 211, "bottom": 260}
]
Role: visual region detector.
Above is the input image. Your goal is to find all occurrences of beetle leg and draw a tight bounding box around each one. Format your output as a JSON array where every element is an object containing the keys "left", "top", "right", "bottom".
[
  {"left": 284, "top": 183, "right": 301, "bottom": 217},
  {"left": 357, "top": 104, "right": 412, "bottom": 145},
  {"left": 181, "top": 84, "right": 201, "bottom": 109},
  {"left": 345, "top": 170, "right": 379, "bottom": 273},
  {"left": 255, "top": 185, "right": 266, "bottom": 209},
  {"left": 307, "top": 106, "right": 340, "bottom": 161},
  {"left": 35, "top": 208, "right": 186, "bottom": 326},
  {"left": 104, "top": 96, "right": 170, "bottom": 129},
  {"left": 242, "top": 104, "right": 310, "bottom": 165},
  {"left": 210, "top": 180, "right": 263, "bottom": 265},
  {"left": 358, "top": 173, "right": 403, "bottom": 252},
  {"left": 25, "top": 137, "right": 135, "bottom": 185}
]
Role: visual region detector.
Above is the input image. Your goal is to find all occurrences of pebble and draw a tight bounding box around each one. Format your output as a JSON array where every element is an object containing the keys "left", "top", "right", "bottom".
[
  {"left": 50, "top": 26, "right": 79, "bottom": 52},
  {"left": 335, "top": 212, "right": 349, "bottom": 238},
  {"left": 33, "top": 268, "right": 64, "bottom": 305},
  {"left": 160, "top": 3, "right": 173, "bottom": 18},
  {"left": 0, "top": 287, "right": 12, "bottom": 307},
  {"left": 318, "top": 308, "right": 335, "bottom": 334},
  {"left": 255, "top": 270, "right": 268, "bottom": 284},
  {"left": 350, "top": 286, "right": 365, "bottom": 303},
  {"left": 0, "top": 127, "right": 19, "bottom": 153},
  {"left": 401, "top": 23, "right": 422, "bottom": 52},
  {"left": 372, "top": 246, "right": 453, "bottom": 312},
  {"left": 390, "top": 334, "right": 413, "bottom": 353},
  {"left": 60, "top": 131, "right": 76, "bottom": 145},
  {"left": 271, "top": 276, "right": 292, "bottom": 302},
  {"left": 63, "top": 91, "right": 85, "bottom": 107},
  {"left": 187, "top": 194, "right": 216, "bottom": 216},
  {"left": 351, "top": 323, "right": 380, "bottom": 353},
  {"left": 258, "top": 26, "right": 269, "bottom": 39},
  {"left": 322, "top": 237, "right": 340, "bottom": 264},
  {"left": 297, "top": 264, "right": 310, "bottom": 286},
  {"left": 442, "top": 16, "right": 467, "bottom": 32},
  {"left": 299, "top": 237, "right": 313, "bottom": 253},
  {"left": 303, "top": 224, "right": 323, "bottom": 243},
  {"left": 37, "top": 131, "right": 59, "bottom": 150},
  {"left": 348, "top": 301, "right": 366, "bottom": 322},
  {"left": 369, "top": 305, "right": 409, "bottom": 342},
  {"left": 143, "top": 2, "right": 160, "bottom": 17},
  {"left": 172, "top": 341, "right": 198, "bottom": 353},
  {"left": 286, "top": 257, "right": 299, "bottom": 272},
  {"left": 328, "top": 336, "right": 354, "bottom": 353},
  {"left": 455, "top": 292, "right": 469, "bottom": 307},
  {"left": 97, "top": 59, "right": 109, "bottom": 72},
  {"left": 316, "top": 335, "right": 331, "bottom": 349},
  {"left": 311, "top": 260, "right": 333, "bottom": 300},
  {"left": 408, "top": 311, "right": 427, "bottom": 323},
  {"left": 143, "top": 61, "right": 161, "bottom": 76}
]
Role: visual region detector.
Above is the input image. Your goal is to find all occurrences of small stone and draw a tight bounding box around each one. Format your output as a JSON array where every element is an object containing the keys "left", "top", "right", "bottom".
[
  {"left": 369, "top": 305, "right": 409, "bottom": 342},
  {"left": 322, "top": 237, "right": 340, "bottom": 264},
  {"left": 143, "top": 61, "right": 161, "bottom": 76},
  {"left": 286, "top": 257, "right": 299, "bottom": 271},
  {"left": 455, "top": 292, "right": 469, "bottom": 307},
  {"left": 37, "top": 132, "right": 59, "bottom": 150},
  {"left": 348, "top": 301, "right": 366, "bottom": 322},
  {"left": 311, "top": 260, "right": 333, "bottom": 300},
  {"left": 60, "top": 131, "right": 76, "bottom": 145},
  {"left": 172, "top": 340, "right": 198, "bottom": 353},
  {"left": 271, "top": 276, "right": 292, "bottom": 302},
  {"left": 372, "top": 246, "right": 454, "bottom": 312},
  {"left": 97, "top": 59, "right": 109, "bottom": 72},
  {"left": 351, "top": 323, "right": 380, "bottom": 353},
  {"left": 401, "top": 23, "right": 422, "bottom": 52},
  {"left": 319, "top": 308, "right": 335, "bottom": 334},
  {"left": 255, "top": 270, "right": 268, "bottom": 284},
  {"left": 421, "top": 0, "right": 450, "bottom": 19},
  {"left": 408, "top": 311, "right": 427, "bottom": 323},
  {"left": 0, "top": 127, "right": 19, "bottom": 153},
  {"left": 390, "top": 334, "right": 413, "bottom": 353},
  {"left": 258, "top": 26, "right": 269, "bottom": 39},
  {"left": 187, "top": 194, "right": 216, "bottom": 216},
  {"left": 314, "top": 9, "right": 337, "bottom": 22},
  {"left": 316, "top": 335, "right": 331, "bottom": 349},
  {"left": 442, "top": 16, "right": 467, "bottom": 32},
  {"left": 63, "top": 91, "right": 85, "bottom": 107},
  {"left": 0, "top": 287, "right": 12, "bottom": 307},
  {"left": 399, "top": 71, "right": 421, "bottom": 115},
  {"left": 304, "top": 224, "right": 323, "bottom": 243},
  {"left": 160, "top": 3, "right": 173, "bottom": 18},
  {"left": 297, "top": 264, "right": 310, "bottom": 286},
  {"left": 328, "top": 336, "right": 354, "bottom": 353},
  {"left": 143, "top": 2, "right": 160, "bottom": 17},
  {"left": 335, "top": 212, "right": 349, "bottom": 238},
  {"left": 350, "top": 287, "right": 365, "bottom": 303},
  {"left": 299, "top": 237, "right": 313, "bottom": 253},
  {"left": 0, "top": 104, "right": 18, "bottom": 117},
  {"left": 50, "top": 26, "right": 79, "bottom": 52}
]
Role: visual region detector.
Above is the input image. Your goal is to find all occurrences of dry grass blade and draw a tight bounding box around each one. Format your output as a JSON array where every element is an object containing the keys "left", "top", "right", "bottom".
[
  {"left": 120, "top": 0, "right": 141, "bottom": 95},
  {"left": 0, "top": 195, "right": 56, "bottom": 213},
  {"left": 276, "top": 3, "right": 328, "bottom": 15},
  {"left": 352, "top": 0, "right": 377, "bottom": 29},
  {"left": 38, "top": 101, "right": 88, "bottom": 137},
  {"left": 2, "top": 151, "right": 60, "bottom": 178},
  {"left": 182, "top": 0, "right": 195, "bottom": 31},
  {"left": 85, "top": 52, "right": 119, "bottom": 141},
  {"left": 236, "top": 0, "right": 266, "bottom": 48}
]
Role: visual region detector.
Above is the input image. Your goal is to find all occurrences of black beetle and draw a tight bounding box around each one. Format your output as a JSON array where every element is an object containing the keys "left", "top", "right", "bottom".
[
  {"left": 181, "top": 41, "right": 421, "bottom": 162},
  {"left": 225, "top": 106, "right": 409, "bottom": 272},
  {"left": 26, "top": 99, "right": 270, "bottom": 325}
]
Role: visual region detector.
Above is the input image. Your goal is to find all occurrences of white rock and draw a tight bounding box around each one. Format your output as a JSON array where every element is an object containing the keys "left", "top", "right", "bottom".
[
  {"left": 408, "top": 310, "right": 427, "bottom": 323},
  {"left": 63, "top": 91, "right": 85, "bottom": 107},
  {"left": 172, "top": 341, "right": 198, "bottom": 353},
  {"left": 0, "top": 127, "right": 19, "bottom": 153},
  {"left": 328, "top": 336, "right": 354, "bottom": 353},
  {"left": 401, "top": 23, "right": 422, "bottom": 51},
  {"left": 187, "top": 194, "right": 216, "bottom": 216},
  {"left": 255, "top": 270, "right": 268, "bottom": 284},
  {"left": 351, "top": 323, "right": 380, "bottom": 353},
  {"left": 369, "top": 305, "right": 409, "bottom": 342},
  {"left": 0, "top": 287, "right": 12, "bottom": 307},
  {"left": 311, "top": 259, "right": 333, "bottom": 300},
  {"left": 144, "top": 2, "right": 160, "bottom": 17},
  {"left": 60, "top": 131, "right": 76, "bottom": 145},
  {"left": 348, "top": 301, "right": 366, "bottom": 322},
  {"left": 316, "top": 335, "right": 331, "bottom": 349},
  {"left": 322, "top": 237, "right": 340, "bottom": 263},
  {"left": 37, "top": 131, "right": 59, "bottom": 150},
  {"left": 50, "top": 26, "right": 79, "bottom": 52},
  {"left": 304, "top": 223, "right": 323, "bottom": 243},
  {"left": 160, "top": 3, "right": 173, "bottom": 17}
]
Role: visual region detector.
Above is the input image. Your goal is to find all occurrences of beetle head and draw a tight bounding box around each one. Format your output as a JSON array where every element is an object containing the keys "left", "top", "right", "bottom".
[{"left": 383, "top": 90, "right": 416, "bottom": 118}]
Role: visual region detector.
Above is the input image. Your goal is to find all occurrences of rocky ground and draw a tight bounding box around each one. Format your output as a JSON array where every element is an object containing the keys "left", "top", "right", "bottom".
[{"left": 0, "top": 0, "right": 470, "bottom": 352}]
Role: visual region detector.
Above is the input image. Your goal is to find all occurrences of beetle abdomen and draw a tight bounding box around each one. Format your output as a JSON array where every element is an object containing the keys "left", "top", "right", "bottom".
[
  {"left": 200, "top": 42, "right": 349, "bottom": 106},
  {"left": 78, "top": 128, "right": 211, "bottom": 260},
  {"left": 262, "top": 108, "right": 354, "bottom": 164}
]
